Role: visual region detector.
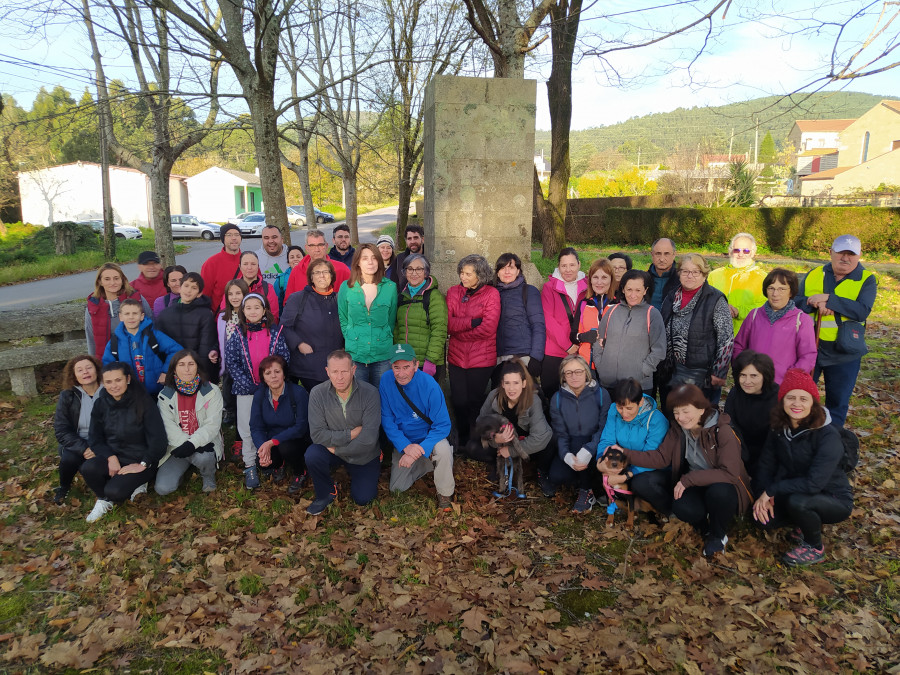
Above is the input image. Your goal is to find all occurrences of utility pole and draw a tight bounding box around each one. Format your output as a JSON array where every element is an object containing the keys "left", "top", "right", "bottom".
[
  {"left": 728, "top": 128, "right": 734, "bottom": 159},
  {"left": 754, "top": 117, "right": 759, "bottom": 165},
  {"left": 98, "top": 96, "right": 115, "bottom": 259}
]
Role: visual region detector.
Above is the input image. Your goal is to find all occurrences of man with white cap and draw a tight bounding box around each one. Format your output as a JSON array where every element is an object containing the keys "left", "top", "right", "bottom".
[
  {"left": 380, "top": 343, "right": 455, "bottom": 511},
  {"left": 798, "top": 234, "right": 877, "bottom": 427}
]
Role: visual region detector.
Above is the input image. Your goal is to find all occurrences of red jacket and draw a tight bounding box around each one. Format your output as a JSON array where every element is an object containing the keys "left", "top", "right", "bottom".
[
  {"left": 86, "top": 290, "right": 144, "bottom": 357},
  {"left": 541, "top": 271, "right": 588, "bottom": 359},
  {"left": 131, "top": 273, "right": 166, "bottom": 307},
  {"left": 284, "top": 255, "right": 351, "bottom": 301},
  {"left": 201, "top": 247, "right": 242, "bottom": 311},
  {"left": 218, "top": 272, "right": 280, "bottom": 322},
  {"left": 446, "top": 284, "right": 501, "bottom": 368}
]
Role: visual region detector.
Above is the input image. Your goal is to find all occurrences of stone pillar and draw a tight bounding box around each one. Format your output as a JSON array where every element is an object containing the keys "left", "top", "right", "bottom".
[{"left": 423, "top": 76, "right": 540, "bottom": 286}]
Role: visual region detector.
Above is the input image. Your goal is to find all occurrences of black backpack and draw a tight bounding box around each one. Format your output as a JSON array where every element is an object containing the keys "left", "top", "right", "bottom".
[
  {"left": 108, "top": 325, "right": 164, "bottom": 361},
  {"left": 837, "top": 427, "right": 860, "bottom": 472}
]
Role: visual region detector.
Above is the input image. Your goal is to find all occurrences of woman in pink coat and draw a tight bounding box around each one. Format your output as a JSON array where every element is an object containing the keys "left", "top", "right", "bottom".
[
  {"left": 446, "top": 254, "right": 501, "bottom": 447},
  {"left": 733, "top": 268, "right": 817, "bottom": 384},
  {"left": 540, "top": 247, "right": 588, "bottom": 399}
]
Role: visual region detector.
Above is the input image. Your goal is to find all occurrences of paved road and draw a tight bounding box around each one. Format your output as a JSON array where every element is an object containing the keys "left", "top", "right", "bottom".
[{"left": 0, "top": 207, "right": 398, "bottom": 310}]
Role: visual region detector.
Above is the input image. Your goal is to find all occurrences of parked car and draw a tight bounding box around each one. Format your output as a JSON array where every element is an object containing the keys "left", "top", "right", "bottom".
[
  {"left": 226, "top": 211, "right": 264, "bottom": 226},
  {"left": 288, "top": 205, "right": 335, "bottom": 225},
  {"left": 78, "top": 220, "right": 142, "bottom": 240},
  {"left": 240, "top": 213, "right": 268, "bottom": 236},
  {"left": 170, "top": 214, "right": 220, "bottom": 240},
  {"left": 286, "top": 206, "right": 306, "bottom": 227}
]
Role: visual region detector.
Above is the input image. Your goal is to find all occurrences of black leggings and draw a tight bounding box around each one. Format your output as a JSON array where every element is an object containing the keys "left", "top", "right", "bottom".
[
  {"left": 672, "top": 482, "right": 739, "bottom": 540},
  {"left": 80, "top": 456, "right": 157, "bottom": 504},
  {"left": 630, "top": 469, "right": 673, "bottom": 515},
  {"left": 762, "top": 492, "right": 852, "bottom": 548},
  {"left": 262, "top": 437, "right": 308, "bottom": 475},
  {"left": 548, "top": 455, "right": 596, "bottom": 491},
  {"left": 448, "top": 364, "right": 493, "bottom": 447},
  {"left": 541, "top": 355, "right": 565, "bottom": 401},
  {"left": 59, "top": 448, "right": 86, "bottom": 489}
]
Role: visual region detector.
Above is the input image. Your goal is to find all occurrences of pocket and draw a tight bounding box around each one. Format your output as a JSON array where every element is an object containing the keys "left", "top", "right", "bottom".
[{"left": 835, "top": 320, "right": 867, "bottom": 355}]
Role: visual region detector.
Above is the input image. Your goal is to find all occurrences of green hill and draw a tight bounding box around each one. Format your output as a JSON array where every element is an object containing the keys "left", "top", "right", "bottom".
[{"left": 536, "top": 92, "right": 890, "bottom": 173}]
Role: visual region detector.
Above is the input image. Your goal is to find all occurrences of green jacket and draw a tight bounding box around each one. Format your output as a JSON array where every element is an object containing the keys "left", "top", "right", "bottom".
[
  {"left": 337, "top": 277, "right": 398, "bottom": 364},
  {"left": 393, "top": 276, "right": 448, "bottom": 366}
]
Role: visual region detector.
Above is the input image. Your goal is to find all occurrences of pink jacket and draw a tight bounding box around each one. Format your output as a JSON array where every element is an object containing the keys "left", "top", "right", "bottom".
[
  {"left": 733, "top": 305, "right": 817, "bottom": 384},
  {"left": 541, "top": 271, "right": 588, "bottom": 359},
  {"left": 446, "top": 284, "right": 501, "bottom": 368}
]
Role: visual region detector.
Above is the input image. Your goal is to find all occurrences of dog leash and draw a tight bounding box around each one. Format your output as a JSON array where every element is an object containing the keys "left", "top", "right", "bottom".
[
  {"left": 602, "top": 474, "right": 632, "bottom": 515},
  {"left": 492, "top": 456, "right": 526, "bottom": 499}
]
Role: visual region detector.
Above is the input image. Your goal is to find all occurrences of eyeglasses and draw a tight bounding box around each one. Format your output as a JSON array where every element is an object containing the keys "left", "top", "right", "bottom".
[
  {"left": 732, "top": 248, "right": 752, "bottom": 255},
  {"left": 406, "top": 267, "right": 426, "bottom": 273},
  {"left": 679, "top": 270, "right": 703, "bottom": 278},
  {"left": 307, "top": 242, "right": 326, "bottom": 248},
  {"left": 563, "top": 369, "right": 585, "bottom": 377},
  {"left": 312, "top": 270, "right": 331, "bottom": 277}
]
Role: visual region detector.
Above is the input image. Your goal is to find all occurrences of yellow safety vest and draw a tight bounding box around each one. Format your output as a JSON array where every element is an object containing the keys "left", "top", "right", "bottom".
[{"left": 804, "top": 266, "right": 873, "bottom": 342}]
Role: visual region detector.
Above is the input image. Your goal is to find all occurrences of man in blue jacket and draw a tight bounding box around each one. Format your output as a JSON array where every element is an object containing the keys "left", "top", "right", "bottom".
[
  {"left": 381, "top": 343, "right": 455, "bottom": 511},
  {"left": 102, "top": 299, "right": 182, "bottom": 395}
]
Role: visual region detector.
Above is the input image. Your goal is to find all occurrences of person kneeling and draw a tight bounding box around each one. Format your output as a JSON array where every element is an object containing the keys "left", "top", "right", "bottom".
[
  {"left": 381, "top": 344, "right": 455, "bottom": 511},
  {"left": 752, "top": 369, "right": 853, "bottom": 566},
  {"left": 81, "top": 362, "right": 167, "bottom": 523},
  {"left": 155, "top": 350, "right": 223, "bottom": 495},
  {"left": 305, "top": 350, "right": 382, "bottom": 515}
]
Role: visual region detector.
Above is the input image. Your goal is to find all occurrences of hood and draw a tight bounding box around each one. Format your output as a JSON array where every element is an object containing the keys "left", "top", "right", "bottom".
[
  {"left": 258, "top": 244, "right": 288, "bottom": 259},
  {"left": 177, "top": 295, "right": 212, "bottom": 312},
  {"left": 630, "top": 394, "right": 658, "bottom": 423},
  {"left": 116, "top": 316, "right": 154, "bottom": 337},
  {"left": 545, "top": 270, "right": 586, "bottom": 293},
  {"left": 403, "top": 275, "right": 438, "bottom": 297},
  {"left": 559, "top": 379, "right": 598, "bottom": 398},
  {"left": 703, "top": 409, "right": 720, "bottom": 429},
  {"left": 783, "top": 408, "right": 833, "bottom": 441}
]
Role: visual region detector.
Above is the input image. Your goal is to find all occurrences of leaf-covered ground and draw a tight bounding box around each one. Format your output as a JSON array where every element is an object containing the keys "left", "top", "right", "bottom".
[{"left": 1, "top": 275, "right": 898, "bottom": 674}]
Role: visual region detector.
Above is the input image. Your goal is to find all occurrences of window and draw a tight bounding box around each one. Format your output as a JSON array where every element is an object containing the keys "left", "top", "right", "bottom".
[
  {"left": 239, "top": 190, "right": 245, "bottom": 209},
  {"left": 862, "top": 132, "right": 870, "bottom": 163}
]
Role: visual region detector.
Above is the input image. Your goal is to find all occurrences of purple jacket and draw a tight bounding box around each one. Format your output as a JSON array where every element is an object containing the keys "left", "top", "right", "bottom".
[{"left": 733, "top": 305, "right": 817, "bottom": 384}]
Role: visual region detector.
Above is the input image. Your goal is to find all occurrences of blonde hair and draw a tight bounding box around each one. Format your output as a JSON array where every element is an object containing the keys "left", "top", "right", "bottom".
[
  {"left": 677, "top": 254, "right": 711, "bottom": 276},
  {"left": 92, "top": 262, "right": 133, "bottom": 299},
  {"left": 558, "top": 354, "right": 593, "bottom": 387}
]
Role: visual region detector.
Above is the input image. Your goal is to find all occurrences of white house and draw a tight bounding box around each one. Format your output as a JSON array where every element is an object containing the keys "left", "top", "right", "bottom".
[
  {"left": 18, "top": 162, "right": 188, "bottom": 228},
  {"left": 787, "top": 119, "right": 855, "bottom": 153},
  {"left": 184, "top": 166, "right": 264, "bottom": 223}
]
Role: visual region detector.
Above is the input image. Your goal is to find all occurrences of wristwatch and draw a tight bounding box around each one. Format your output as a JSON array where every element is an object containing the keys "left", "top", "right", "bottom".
[{"left": 140, "top": 461, "right": 147, "bottom": 467}]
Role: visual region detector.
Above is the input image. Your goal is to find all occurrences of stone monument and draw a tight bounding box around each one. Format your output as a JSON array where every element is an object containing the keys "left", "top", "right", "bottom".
[{"left": 422, "top": 75, "right": 540, "bottom": 286}]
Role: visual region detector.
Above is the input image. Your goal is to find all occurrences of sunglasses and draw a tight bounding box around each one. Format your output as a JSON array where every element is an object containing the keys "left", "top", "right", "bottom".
[{"left": 732, "top": 248, "right": 752, "bottom": 255}]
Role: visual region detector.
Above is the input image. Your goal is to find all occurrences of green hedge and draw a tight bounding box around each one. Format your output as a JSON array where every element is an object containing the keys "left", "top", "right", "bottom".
[{"left": 576, "top": 207, "right": 900, "bottom": 253}]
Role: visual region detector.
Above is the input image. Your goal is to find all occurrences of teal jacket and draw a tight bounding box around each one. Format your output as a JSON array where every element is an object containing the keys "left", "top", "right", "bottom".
[
  {"left": 337, "top": 277, "right": 398, "bottom": 364},
  {"left": 394, "top": 276, "right": 447, "bottom": 366}
]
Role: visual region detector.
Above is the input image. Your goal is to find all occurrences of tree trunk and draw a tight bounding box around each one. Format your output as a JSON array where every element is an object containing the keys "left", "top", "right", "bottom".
[
  {"left": 533, "top": 167, "right": 553, "bottom": 252},
  {"left": 248, "top": 94, "right": 291, "bottom": 245},
  {"left": 396, "top": 175, "right": 414, "bottom": 243},
  {"left": 148, "top": 164, "right": 176, "bottom": 266},
  {"left": 342, "top": 174, "right": 359, "bottom": 243},
  {"left": 543, "top": 0, "right": 581, "bottom": 258}
]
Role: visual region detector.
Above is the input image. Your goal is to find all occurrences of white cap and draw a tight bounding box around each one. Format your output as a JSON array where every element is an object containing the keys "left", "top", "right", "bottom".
[{"left": 831, "top": 235, "right": 861, "bottom": 255}]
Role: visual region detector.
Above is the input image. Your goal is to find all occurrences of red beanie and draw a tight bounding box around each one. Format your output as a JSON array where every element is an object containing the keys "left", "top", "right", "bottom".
[{"left": 778, "top": 368, "right": 820, "bottom": 402}]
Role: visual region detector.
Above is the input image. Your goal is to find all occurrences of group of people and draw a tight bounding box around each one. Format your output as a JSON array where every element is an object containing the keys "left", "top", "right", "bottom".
[{"left": 54, "top": 222, "right": 875, "bottom": 565}]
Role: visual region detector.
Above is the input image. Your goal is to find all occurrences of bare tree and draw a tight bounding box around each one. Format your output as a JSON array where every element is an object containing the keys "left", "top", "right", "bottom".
[
  {"left": 81, "top": 0, "right": 221, "bottom": 265},
  {"left": 462, "top": 0, "right": 554, "bottom": 77}
]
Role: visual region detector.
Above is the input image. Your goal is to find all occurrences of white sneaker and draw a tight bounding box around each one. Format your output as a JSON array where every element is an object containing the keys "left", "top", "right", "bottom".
[
  {"left": 86, "top": 499, "right": 114, "bottom": 523},
  {"left": 130, "top": 483, "right": 148, "bottom": 501}
]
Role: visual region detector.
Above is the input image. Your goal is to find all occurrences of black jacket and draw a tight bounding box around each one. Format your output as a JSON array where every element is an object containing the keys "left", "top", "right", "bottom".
[
  {"left": 723, "top": 383, "right": 779, "bottom": 474},
  {"left": 54, "top": 388, "right": 91, "bottom": 455},
  {"left": 755, "top": 421, "right": 852, "bottom": 507},
  {"left": 88, "top": 387, "right": 167, "bottom": 467},
  {"left": 280, "top": 286, "right": 344, "bottom": 382},
  {"left": 154, "top": 295, "right": 217, "bottom": 369}
]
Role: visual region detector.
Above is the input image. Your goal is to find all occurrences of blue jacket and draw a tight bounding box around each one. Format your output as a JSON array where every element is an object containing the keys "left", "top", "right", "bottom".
[
  {"left": 496, "top": 276, "right": 545, "bottom": 360},
  {"left": 224, "top": 323, "right": 290, "bottom": 396},
  {"left": 380, "top": 369, "right": 451, "bottom": 457},
  {"left": 596, "top": 394, "right": 669, "bottom": 472},
  {"left": 549, "top": 381, "right": 611, "bottom": 460},
  {"left": 101, "top": 317, "right": 182, "bottom": 395},
  {"left": 250, "top": 381, "right": 310, "bottom": 448},
  {"left": 273, "top": 268, "right": 293, "bottom": 311}
]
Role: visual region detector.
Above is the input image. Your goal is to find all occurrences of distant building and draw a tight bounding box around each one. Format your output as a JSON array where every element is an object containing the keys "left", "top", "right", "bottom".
[
  {"left": 534, "top": 152, "right": 550, "bottom": 181},
  {"left": 17, "top": 161, "right": 187, "bottom": 228},
  {"left": 787, "top": 119, "right": 856, "bottom": 153},
  {"left": 799, "top": 100, "right": 900, "bottom": 196},
  {"left": 184, "top": 166, "right": 264, "bottom": 223},
  {"left": 701, "top": 154, "right": 748, "bottom": 168}
]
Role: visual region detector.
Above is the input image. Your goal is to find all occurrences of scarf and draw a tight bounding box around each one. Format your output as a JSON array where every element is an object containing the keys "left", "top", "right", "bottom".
[
  {"left": 408, "top": 279, "right": 427, "bottom": 297},
  {"left": 763, "top": 299, "right": 795, "bottom": 325},
  {"left": 174, "top": 374, "right": 201, "bottom": 396}
]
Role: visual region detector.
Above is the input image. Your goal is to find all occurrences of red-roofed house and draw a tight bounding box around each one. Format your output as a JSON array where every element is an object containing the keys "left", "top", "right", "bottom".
[{"left": 799, "top": 100, "right": 900, "bottom": 196}]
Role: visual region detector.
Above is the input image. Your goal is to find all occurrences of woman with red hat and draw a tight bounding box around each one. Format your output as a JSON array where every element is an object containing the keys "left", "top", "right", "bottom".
[{"left": 752, "top": 368, "right": 853, "bottom": 566}]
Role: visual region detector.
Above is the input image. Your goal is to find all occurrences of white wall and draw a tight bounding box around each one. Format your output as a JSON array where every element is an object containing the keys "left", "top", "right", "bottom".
[{"left": 184, "top": 167, "right": 241, "bottom": 222}]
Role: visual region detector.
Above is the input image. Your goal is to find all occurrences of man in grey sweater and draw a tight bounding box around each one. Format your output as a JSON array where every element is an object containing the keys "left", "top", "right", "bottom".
[{"left": 305, "top": 350, "right": 382, "bottom": 515}]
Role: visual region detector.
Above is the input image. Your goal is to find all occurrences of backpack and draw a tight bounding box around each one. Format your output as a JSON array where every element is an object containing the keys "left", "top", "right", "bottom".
[
  {"left": 398, "top": 287, "right": 435, "bottom": 325},
  {"left": 108, "top": 326, "right": 164, "bottom": 361},
  {"left": 837, "top": 427, "right": 860, "bottom": 472}
]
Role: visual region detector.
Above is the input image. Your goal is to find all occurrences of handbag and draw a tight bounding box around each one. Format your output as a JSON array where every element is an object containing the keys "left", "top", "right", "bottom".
[{"left": 834, "top": 314, "right": 867, "bottom": 356}]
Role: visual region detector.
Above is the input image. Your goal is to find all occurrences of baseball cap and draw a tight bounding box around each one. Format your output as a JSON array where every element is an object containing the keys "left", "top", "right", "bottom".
[
  {"left": 137, "top": 251, "right": 160, "bottom": 264},
  {"left": 390, "top": 343, "right": 417, "bottom": 363},
  {"left": 831, "top": 235, "right": 861, "bottom": 255}
]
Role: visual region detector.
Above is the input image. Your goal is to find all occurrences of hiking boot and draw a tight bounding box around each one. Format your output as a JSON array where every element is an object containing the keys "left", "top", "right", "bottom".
[
  {"left": 784, "top": 542, "right": 825, "bottom": 566},
  {"left": 307, "top": 484, "right": 337, "bottom": 515},
  {"left": 703, "top": 535, "right": 728, "bottom": 557},
  {"left": 271, "top": 465, "right": 286, "bottom": 483},
  {"left": 572, "top": 488, "right": 595, "bottom": 514},
  {"left": 437, "top": 493, "right": 454, "bottom": 512},
  {"left": 231, "top": 440, "right": 243, "bottom": 462},
  {"left": 537, "top": 470, "right": 556, "bottom": 498},
  {"left": 52, "top": 485, "right": 70, "bottom": 505},
  {"left": 244, "top": 466, "right": 260, "bottom": 490},
  {"left": 130, "top": 483, "right": 148, "bottom": 501},
  {"left": 287, "top": 472, "right": 308, "bottom": 495},
  {"left": 86, "top": 499, "right": 114, "bottom": 523},
  {"left": 201, "top": 475, "right": 217, "bottom": 493}
]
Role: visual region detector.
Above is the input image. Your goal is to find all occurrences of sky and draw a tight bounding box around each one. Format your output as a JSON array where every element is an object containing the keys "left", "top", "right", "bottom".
[{"left": 1, "top": 1, "right": 898, "bottom": 132}]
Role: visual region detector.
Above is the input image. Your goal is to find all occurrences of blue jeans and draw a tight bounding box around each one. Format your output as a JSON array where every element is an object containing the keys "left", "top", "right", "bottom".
[
  {"left": 353, "top": 359, "right": 390, "bottom": 388},
  {"left": 814, "top": 358, "right": 861, "bottom": 428},
  {"left": 304, "top": 443, "right": 381, "bottom": 505}
]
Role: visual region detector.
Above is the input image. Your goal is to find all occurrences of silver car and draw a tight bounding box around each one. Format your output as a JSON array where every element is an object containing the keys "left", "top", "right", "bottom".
[
  {"left": 78, "top": 219, "right": 143, "bottom": 240},
  {"left": 226, "top": 211, "right": 264, "bottom": 227},
  {"left": 170, "top": 214, "right": 220, "bottom": 240},
  {"left": 240, "top": 213, "right": 268, "bottom": 236}
]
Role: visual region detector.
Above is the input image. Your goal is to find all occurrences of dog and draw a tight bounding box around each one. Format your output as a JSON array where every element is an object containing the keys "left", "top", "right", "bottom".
[
  {"left": 596, "top": 446, "right": 636, "bottom": 528},
  {"left": 466, "top": 414, "right": 529, "bottom": 499}
]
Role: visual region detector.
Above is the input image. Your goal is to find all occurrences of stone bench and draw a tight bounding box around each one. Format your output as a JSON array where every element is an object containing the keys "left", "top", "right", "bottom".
[{"left": 0, "top": 304, "right": 87, "bottom": 397}]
